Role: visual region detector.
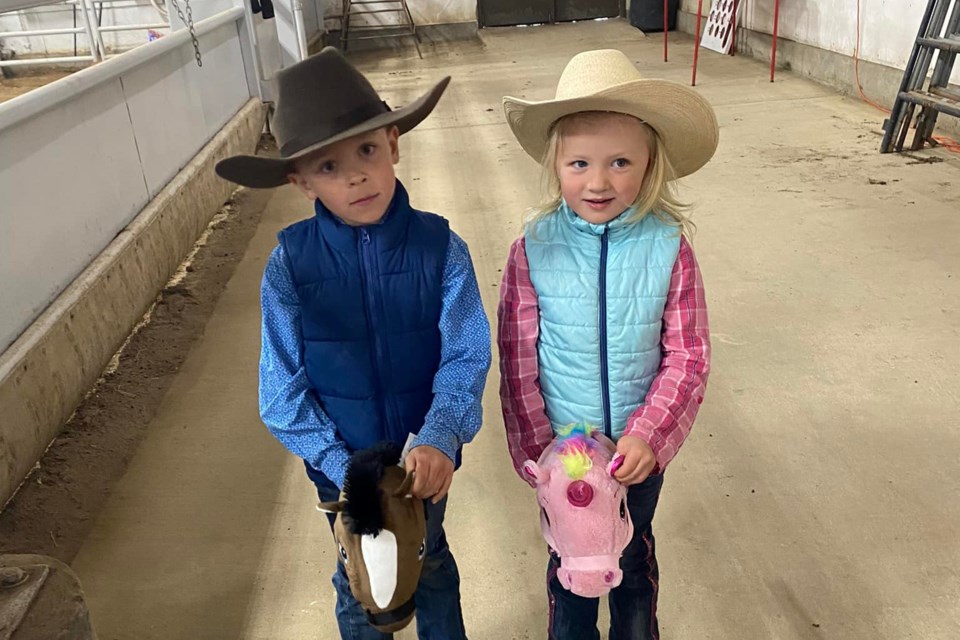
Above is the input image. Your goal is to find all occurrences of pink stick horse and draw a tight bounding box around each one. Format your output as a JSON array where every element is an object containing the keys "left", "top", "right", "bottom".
[{"left": 523, "top": 423, "right": 634, "bottom": 598}]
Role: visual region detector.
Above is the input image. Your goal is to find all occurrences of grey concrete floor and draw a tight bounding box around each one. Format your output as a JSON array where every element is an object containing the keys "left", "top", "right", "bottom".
[{"left": 70, "top": 20, "right": 960, "bottom": 640}]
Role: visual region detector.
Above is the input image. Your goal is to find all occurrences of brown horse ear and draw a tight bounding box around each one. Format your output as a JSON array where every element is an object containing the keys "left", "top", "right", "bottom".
[
  {"left": 393, "top": 469, "right": 415, "bottom": 497},
  {"left": 317, "top": 500, "right": 346, "bottom": 514}
]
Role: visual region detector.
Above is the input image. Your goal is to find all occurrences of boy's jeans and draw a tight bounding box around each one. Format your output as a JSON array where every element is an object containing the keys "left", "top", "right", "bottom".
[
  {"left": 547, "top": 473, "right": 665, "bottom": 640},
  {"left": 308, "top": 464, "right": 468, "bottom": 640}
]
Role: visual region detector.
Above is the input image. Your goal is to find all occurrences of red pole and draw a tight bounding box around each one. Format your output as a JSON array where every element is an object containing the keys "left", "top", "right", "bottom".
[
  {"left": 664, "top": 0, "right": 668, "bottom": 62},
  {"left": 770, "top": 0, "right": 780, "bottom": 82},
  {"left": 692, "top": 0, "right": 704, "bottom": 86}
]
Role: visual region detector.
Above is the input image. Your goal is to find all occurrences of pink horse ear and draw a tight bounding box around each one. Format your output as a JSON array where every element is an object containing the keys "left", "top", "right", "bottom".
[
  {"left": 522, "top": 460, "right": 542, "bottom": 485},
  {"left": 606, "top": 454, "right": 625, "bottom": 478}
]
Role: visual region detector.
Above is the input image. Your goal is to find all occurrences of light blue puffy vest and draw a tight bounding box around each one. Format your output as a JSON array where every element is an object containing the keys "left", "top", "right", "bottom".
[{"left": 525, "top": 202, "right": 680, "bottom": 440}]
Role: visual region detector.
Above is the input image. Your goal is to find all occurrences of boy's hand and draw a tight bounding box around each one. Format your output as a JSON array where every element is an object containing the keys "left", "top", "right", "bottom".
[
  {"left": 613, "top": 436, "right": 657, "bottom": 486},
  {"left": 405, "top": 445, "right": 455, "bottom": 504}
]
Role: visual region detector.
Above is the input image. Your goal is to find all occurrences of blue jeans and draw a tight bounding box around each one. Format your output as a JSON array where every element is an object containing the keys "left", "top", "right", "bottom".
[
  {"left": 547, "top": 473, "right": 665, "bottom": 640},
  {"left": 309, "top": 465, "right": 468, "bottom": 640}
]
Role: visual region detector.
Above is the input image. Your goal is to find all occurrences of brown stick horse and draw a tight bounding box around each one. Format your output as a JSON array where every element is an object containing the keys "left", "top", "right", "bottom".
[{"left": 318, "top": 442, "right": 426, "bottom": 632}]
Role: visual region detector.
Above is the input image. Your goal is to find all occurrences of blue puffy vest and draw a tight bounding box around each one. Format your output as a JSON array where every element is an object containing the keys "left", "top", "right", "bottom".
[{"left": 278, "top": 181, "right": 450, "bottom": 452}]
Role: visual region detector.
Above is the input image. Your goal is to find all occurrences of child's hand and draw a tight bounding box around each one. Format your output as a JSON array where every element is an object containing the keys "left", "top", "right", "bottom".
[
  {"left": 613, "top": 436, "right": 657, "bottom": 485},
  {"left": 405, "top": 445, "right": 455, "bottom": 504}
]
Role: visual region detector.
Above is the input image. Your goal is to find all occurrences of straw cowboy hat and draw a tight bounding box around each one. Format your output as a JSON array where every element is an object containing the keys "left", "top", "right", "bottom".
[
  {"left": 216, "top": 46, "right": 450, "bottom": 188},
  {"left": 503, "top": 49, "right": 719, "bottom": 178}
]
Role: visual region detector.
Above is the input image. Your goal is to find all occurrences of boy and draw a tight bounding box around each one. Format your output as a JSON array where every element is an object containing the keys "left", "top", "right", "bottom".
[{"left": 216, "top": 47, "right": 490, "bottom": 639}]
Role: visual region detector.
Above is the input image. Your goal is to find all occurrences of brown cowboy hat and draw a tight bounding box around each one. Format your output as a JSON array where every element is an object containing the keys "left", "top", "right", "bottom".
[
  {"left": 503, "top": 49, "right": 718, "bottom": 178},
  {"left": 216, "top": 46, "right": 450, "bottom": 188}
]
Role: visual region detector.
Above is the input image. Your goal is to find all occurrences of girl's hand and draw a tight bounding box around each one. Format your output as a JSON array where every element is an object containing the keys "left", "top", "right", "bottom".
[{"left": 613, "top": 436, "right": 657, "bottom": 485}]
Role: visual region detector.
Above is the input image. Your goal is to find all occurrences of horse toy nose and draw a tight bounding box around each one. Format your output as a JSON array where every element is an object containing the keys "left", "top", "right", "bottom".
[{"left": 566, "top": 480, "right": 593, "bottom": 507}]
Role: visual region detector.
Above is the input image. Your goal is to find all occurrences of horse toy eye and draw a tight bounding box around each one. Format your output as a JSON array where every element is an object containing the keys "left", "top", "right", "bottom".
[
  {"left": 619, "top": 498, "right": 626, "bottom": 521},
  {"left": 418, "top": 540, "right": 426, "bottom": 561},
  {"left": 338, "top": 543, "right": 348, "bottom": 564}
]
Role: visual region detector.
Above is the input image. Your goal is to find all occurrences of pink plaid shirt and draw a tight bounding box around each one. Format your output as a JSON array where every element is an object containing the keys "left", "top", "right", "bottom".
[{"left": 497, "top": 234, "right": 710, "bottom": 480}]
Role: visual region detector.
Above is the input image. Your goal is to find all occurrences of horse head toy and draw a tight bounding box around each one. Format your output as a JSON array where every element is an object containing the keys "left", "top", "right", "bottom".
[
  {"left": 318, "top": 442, "right": 426, "bottom": 632},
  {"left": 523, "top": 423, "right": 634, "bottom": 598}
]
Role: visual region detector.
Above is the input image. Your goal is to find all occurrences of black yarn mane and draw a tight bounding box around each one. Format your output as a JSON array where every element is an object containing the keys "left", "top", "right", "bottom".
[{"left": 343, "top": 441, "right": 402, "bottom": 536}]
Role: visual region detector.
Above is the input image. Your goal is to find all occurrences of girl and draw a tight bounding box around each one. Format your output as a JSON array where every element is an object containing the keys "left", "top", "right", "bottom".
[{"left": 497, "top": 49, "right": 719, "bottom": 640}]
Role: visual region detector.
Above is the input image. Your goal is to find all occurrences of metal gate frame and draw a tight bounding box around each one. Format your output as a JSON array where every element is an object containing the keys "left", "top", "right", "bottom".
[{"left": 0, "top": 0, "right": 170, "bottom": 68}]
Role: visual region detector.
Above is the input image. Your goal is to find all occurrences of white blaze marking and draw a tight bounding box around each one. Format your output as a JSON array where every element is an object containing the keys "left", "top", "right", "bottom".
[{"left": 361, "top": 530, "right": 398, "bottom": 609}]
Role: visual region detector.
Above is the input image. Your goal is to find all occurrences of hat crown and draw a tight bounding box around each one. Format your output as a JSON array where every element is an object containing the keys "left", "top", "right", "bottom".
[
  {"left": 554, "top": 49, "right": 644, "bottom": 100},
  {"left": 272, "top": 47, "right": 387, "bottom": 155}
]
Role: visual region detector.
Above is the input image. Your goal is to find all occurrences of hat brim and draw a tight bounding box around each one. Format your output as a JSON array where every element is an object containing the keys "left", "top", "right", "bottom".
[
  {"left": 216, "top": 76, "right": 451, "bottom": 189},
  {"left": 502, "top": 79, "right": 719, "bottom": 179}
]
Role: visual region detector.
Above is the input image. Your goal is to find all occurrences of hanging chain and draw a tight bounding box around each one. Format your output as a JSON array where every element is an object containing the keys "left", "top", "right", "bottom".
[{"left": 171, "top": 0, "right": 202, "bottom": 67}]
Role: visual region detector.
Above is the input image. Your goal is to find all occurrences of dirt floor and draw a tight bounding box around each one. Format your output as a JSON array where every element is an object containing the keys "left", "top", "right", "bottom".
[
  {"left": 0, "top": 70, "right": 74, "bottom": 103},
  {"left": 0, "top": 175, "right": 271, "bottom": 563}
]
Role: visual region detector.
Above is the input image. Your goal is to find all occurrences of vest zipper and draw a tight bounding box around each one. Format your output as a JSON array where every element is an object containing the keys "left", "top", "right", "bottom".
[
  {"left": 599, "top": 227, "right": 612, "bottom": 438},
  {"left": 358, "top": 228, "right": 392, "bottom": 440}
]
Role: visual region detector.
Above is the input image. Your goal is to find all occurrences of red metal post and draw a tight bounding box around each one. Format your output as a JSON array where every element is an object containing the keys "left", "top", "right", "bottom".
[{"left": 692, "top": 0, "right": 704, "bottom": 86}]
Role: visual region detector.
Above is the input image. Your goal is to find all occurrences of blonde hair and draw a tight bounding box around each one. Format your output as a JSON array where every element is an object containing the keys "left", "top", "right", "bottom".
[{"left": 527, "top": 112, "right": 694, "bottom": 237}]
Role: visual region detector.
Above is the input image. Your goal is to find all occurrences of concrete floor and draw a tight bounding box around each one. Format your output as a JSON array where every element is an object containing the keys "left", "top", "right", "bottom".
[{"left": 69, "top": 21, "right": 960, "bottom": 640}]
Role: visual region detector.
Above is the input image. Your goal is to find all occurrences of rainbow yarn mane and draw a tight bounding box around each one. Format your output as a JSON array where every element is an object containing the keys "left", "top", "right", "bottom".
[{"left": 554, "top": 422, "right": 599, "bottom": 480}]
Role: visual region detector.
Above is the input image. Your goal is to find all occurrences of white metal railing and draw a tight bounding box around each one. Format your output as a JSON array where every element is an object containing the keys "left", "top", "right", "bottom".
[
  {"left": 0, "top": 2, "right": 261, "bottom": 512},
  {"left": 85, "top": 0, "right": 168, "bottom": 59},
  {"left": 0, "top": 0, "right": 102, "bottom": 65},
  {"left": 0, "top": 5, "right": 252, "bottom": 355},
  {"left": 0, "top": 5, "right": 243, "bottom": 129},
  {"left": 0, "top": 0, "right": 172, "bottom": 67},
  {"left": 1, "top": 0, "right": 322, "bottom": 72}
]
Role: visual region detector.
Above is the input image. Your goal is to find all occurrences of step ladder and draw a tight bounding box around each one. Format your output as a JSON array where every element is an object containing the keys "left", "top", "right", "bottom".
[
  {"left": 341, "top": 0, "right": 422, "bottom": 59},
  {"left": 881, "top": 0, "right": 960, "bottom": 153}
]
